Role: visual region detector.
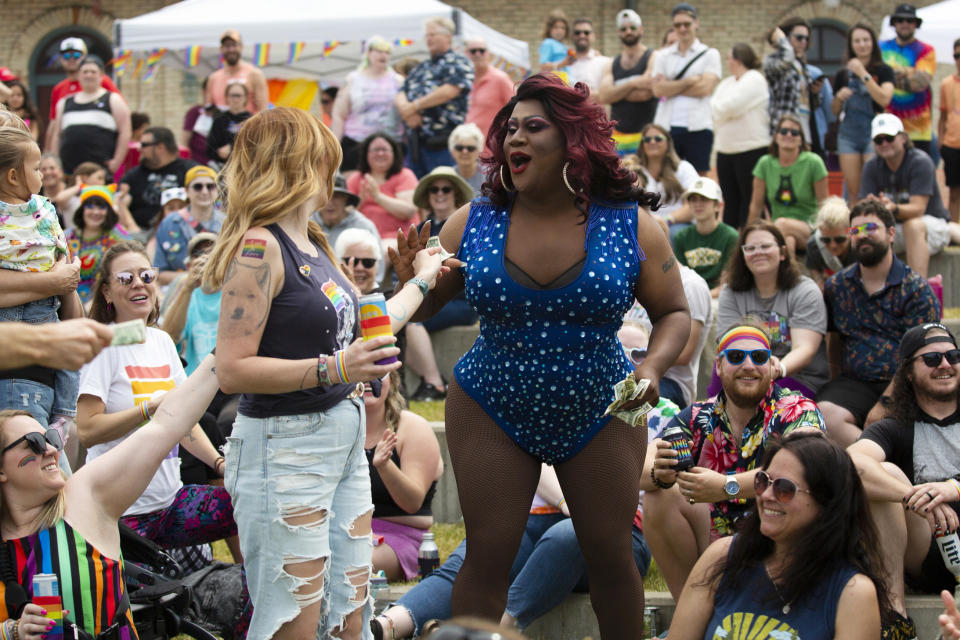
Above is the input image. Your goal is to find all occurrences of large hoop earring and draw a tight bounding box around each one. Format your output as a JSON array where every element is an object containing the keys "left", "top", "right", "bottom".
[
  {"left": 562, "top": 162, "right": 577, "bottom": 196},
  {"left": 499, "top": 164, "right": 515, "bottom": 192}
]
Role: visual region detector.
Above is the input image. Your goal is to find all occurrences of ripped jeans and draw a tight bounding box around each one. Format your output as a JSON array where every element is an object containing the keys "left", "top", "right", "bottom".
[{"left": 225, "top": 397, "right": 373, "bottom": 640}]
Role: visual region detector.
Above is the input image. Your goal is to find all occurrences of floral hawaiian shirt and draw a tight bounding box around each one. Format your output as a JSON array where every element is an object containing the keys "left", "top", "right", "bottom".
[
  {"left": 664, "top": 383, "right": 825, "bottom": 536},
  {"left": 401, "top": 49, "right": 474, "bottom": 136}
]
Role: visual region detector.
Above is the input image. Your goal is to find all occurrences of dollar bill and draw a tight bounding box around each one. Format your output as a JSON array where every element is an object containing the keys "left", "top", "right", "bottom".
[
  {"left": 604, "top": 375, "right": 653, "bottom": 428},
  {"left": 111, "top": 319, "right": 146, "bottom": 346},
  {"left": 425, "top": 236, "right": 456, "bottom": 262}
]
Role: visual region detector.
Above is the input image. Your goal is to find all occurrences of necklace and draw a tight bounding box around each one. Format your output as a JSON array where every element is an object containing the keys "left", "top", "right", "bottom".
[{"left": 765, "top": 562, "right": 792, "bottom": 615}]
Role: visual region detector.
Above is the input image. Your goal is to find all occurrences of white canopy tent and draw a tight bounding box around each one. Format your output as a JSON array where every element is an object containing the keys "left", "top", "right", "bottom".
[
  {"left": 113, "top": 0, "right": 530, "bottom": 82},
  {"left": 879, "top": 0, "right": 960, "bottom": 64}
]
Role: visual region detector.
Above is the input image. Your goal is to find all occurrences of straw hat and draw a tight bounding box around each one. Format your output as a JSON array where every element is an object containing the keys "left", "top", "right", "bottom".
[{"left": 412, "top": 166, "right": 474, "bottom": 211}]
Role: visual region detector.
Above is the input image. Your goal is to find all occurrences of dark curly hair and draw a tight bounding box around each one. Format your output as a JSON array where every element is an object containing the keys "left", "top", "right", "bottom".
[
  {"left": 703, "top": 431, "right": 895, "bottom": 625},
  {"left": 724, "top": 220, "right": 800, "bottom": 292},
  {"left": 480, "top": 73, "right": 660, "bottom": 218},
  {"left": 357, "top": 132, "right": 405, "bottom": 180}
]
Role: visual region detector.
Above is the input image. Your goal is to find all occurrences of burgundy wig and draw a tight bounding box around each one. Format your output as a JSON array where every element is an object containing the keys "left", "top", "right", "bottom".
[{"left": 480, "top": 73, "right": 660, "bottom": 217}]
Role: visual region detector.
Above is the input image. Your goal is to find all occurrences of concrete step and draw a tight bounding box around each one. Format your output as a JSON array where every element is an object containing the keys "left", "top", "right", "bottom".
[{"left": 375, "top": 588, "right": 946, "bottom": 639}]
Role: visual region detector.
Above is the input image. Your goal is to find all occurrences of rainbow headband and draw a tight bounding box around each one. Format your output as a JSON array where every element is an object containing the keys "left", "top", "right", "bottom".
[{"left": 717, "top": 326, "right": 770, "bottom": 354}]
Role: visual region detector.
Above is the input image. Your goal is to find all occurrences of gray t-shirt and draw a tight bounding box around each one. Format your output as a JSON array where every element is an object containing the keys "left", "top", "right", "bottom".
[
  {"left": 862, "top": 413, "right": 960, "bottom": 485},
  {"left": 858, "top": 147, "right": 949, "bottom": 220},
  {"left": 717, "top": 275, "right": 828, "bottom": 393}
]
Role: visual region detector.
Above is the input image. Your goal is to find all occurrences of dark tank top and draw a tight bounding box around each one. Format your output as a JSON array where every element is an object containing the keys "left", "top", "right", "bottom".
[
  {"left": 239, "top": 224, "right": 359, "bottom": 418},
  {"left": 610, "top": 50, "right": 656, "bottom": 134},
  {"left": 60, "top": 94, "right": 117, "bottom": 174},
  {"left": 365, "top": 428, "right": 438, "bottom": 518}
]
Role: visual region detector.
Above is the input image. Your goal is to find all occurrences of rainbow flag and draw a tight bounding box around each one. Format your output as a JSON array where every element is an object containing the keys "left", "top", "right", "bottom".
[
  {"left": 110, "top": 50, "right": 131, "bottom": 76},
  {"left": 253, "top": 43, "right": 270, "bottom": 67},
  {"left": 394, "top": 38, "right": 414, "bottom": 47},
  {"left": 144, "top": 62, "right": 161, "bottom": 83},
  {"left": 184, "top": 45, "right": 201, "bottom": 68},
  {"left": 322, "top": 41, "right": 340, "bottom": 57},
  {"left": 145, "top": 48, "right": 167, "bottom": 65},
  {"left": 288, "top": 42, "right": 305, "bottom": 65},
  {"left": 132, "top": 58, "right": 144, "bottom": 79}
]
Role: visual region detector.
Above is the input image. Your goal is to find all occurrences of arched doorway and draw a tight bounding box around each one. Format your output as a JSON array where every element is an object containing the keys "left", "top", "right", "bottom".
[
  {"left": 29, "top": 27, "right": 113, "bottom": 124},
  {"left": 808, "top": 19, "right": 849, "bottom": 79}
]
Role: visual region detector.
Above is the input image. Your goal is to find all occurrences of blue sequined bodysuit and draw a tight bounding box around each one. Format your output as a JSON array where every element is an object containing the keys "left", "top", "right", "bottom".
[{"left": 454, "top": 198, "right": 645, "bottom": 464}]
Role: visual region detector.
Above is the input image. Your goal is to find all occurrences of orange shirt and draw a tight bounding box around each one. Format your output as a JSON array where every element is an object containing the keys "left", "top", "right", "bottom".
[
  {"left": 206, "top": 61, "right": 261, "bottom": 113},
  {"left": 940, "top": 74, "right": 960, "bottom": 149},
  {"left": 466, "top": 66, "right": 515, "bottom": 138}
]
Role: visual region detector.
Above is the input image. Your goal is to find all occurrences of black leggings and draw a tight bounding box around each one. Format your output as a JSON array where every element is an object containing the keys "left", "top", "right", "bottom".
[
  {"left": 717, "top": 147, "right": 767, "bottom": 230},
  {"left": 444, "top": 379, "right": 647, "bottom": 638}
]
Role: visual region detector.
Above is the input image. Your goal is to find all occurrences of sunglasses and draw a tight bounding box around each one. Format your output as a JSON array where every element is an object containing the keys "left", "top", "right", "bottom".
[
  {"left": 821, "top": 235, "right": 847, "bottom": 245},
  {"left": 454, "top": 145, "right": 477, "bottom": 153},
  {"left": 847, "top": 222, "right": 881, "bottom": 236},
  {"left": 791, "top": 33, "right": 810, "bottom": 42},
  {"left": 778, "top": 127, "right": 802, "bottom": 137},
  {"left": 720, "top": 348, "right": 771, "bottom": 366},
  {"left": 2, "top": 429, "right": 63, "bottom": 456},
  {"left": 342, "top": 256, "right": 377, "bottom": 269},
  {"left": 468, "top": 48, "right": 487, "bottom": 54},
  {"left": 955, "top": 52, "right": 960, "bottom": 60},
  {"left": 913, "top": 349, "right": 960, "bottom": 368},
  {"left": 892, "top": 17, "right": 919, "bottom": 25},
  {"left": 62, "top": 51, "right": 83, "bottom": 60},
  {"left": 618, "top": 26, "right": 638, "bottom": 32},
  {"left": 873, "top": 134, "right": 896, "bottom": 145},
  {"left": 190, "top": 183, "right": 217, "bottom": 192},
  {"left": 754, "top": 470, "right": 813, "bottom": 504},
  {"left": 741, "top": 242, "right": 778, "bottom": 255},
  {"left": 623, "top": 347, "right": 647, "bottom": 364},
  {"left": 429, "top": 186, "right": 453, "bottom": 194},
  {"left": 643, "top": 135, "right": 667, "bottom": 143},
  {"left": 672, "top": 21, "right": 693, "bottom": 29},
  {"left": 573, "top": 30, "right": 593, "bottom": 36},
  {"left": 114, "top": 269, "right": 157, "bottom": 286},
  {"left": 140, "top": 141, "right": 159, "bottom": 148}
]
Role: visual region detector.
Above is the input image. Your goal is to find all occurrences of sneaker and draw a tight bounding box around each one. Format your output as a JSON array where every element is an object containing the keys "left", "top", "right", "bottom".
[{"left": 411, "top": 379, "right": 446, "bottom": 401}]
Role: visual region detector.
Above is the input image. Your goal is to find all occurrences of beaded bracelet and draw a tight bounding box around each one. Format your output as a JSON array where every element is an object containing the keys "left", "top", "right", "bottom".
[
  {"left": 11, "top": 620, "right": 19, "bottom": 640},
  {"left": 335, "top": 350, "right": 350, "bottom": 384},
  {"left": 317, "top": 354, "right": 333, "bottom": 386},
  {"left": 557, "top": 498, "right": 566, "bottom": 511},
  {"left": 651, "top": 465, "right": 675, "bottom": 490}
]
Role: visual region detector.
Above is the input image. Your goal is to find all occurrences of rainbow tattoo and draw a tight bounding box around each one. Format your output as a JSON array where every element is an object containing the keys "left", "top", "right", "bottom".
[{"left": 241, "top": 239, "right": 267, "bottom": 260}]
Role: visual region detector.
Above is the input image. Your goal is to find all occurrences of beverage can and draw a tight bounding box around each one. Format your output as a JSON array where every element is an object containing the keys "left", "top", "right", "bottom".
[
  {"left": 937, "top": 530, "right": 960, "bottom": 582},
  {"left": 358, "top": 293, "right": 398, "bottom": 365},
  {"left": 660, "top": 426, "right": 695, "bottom": 472},
  {"left": 32, "top": 574, "right": 63, "bottom": 640},
  {"left": 643, "top": 606, "right": 658, "bottom": 638},
  {"left": 417, "top": 532, "right": 440, "bottom": 581}
]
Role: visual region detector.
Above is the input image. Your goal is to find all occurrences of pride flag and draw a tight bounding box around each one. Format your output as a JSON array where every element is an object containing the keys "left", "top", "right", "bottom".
[
  {"left": 184, "top": 45, "right": 201, "bottom": 68},
  {"left": 145, "top": 48, "right": 167, "bottom": 65},
  {"left": 143, "top": 49, "right": 166, "bottom": 83},
  {"left": 394, "top": 38, "right": 414, "bottom": 47},
  {"left": 253, "top": 43, "right": 270, "bottom": 67},
  {"left": 322, "top": 41, "right": 340, "bottom": 57},
  {"left": 288, "top": 42, "right": 305, "bottom": 65},
  {"left": 110, "top": 50, "right": 131, "bottom": 76}
]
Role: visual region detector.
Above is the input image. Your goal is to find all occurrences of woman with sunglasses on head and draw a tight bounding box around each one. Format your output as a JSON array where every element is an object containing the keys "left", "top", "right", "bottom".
[
  {"left": 748, "top": 113, "right": 829, "bottom": 258},
  {"left": 716, "top": 220, "right": 828, "bottom": 399},
  {"left": 635, "top": 123, "right": 698, "bottom": 240},
  {"left": 666, "top": 430, "right": 891, "bottom": 639},
  {"left": 389, "top": 73, "right": 690, "bottom": 638},
  {"left": 832, "top": 23, "right": 894, "bottom": 205},
  {"left": 0, "top": 350, "right": 221, "bottom": 640},
  {"left": 76, "top": 241, "right": 237, "bottom": 558},
  {"left": 448, "top": 123, "right": 486, "bottom": 194},
  {"left": 805, "top": 197, "right": 855, "bottom": 289},
  {"left": 64, "top": 185, "right": 129, "bottom": 307}
]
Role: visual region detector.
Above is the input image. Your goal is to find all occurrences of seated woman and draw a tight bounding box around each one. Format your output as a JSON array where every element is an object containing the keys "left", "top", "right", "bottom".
[
  {"left": 748, "top": 113, "right": 828, "bottom": 258},
  {"left": 64, "top": 185, "right": 129, "bottom": 306},
  {"left": 448, "top": 123, "right": 485, "bottom": 194},
  {"left": 365, "top": 369, "right": 443, "bottom": 581},
  {"left": 666, "top": 430, "right": 891, "bottom": 640},
  {"left": 335, "top": 227, "right": 383, "bottom": 295},
  {"left": 716, "top": 221, "right": 828, "bottom": 398},
  {"left": 804, "top": 196, "right": 854, "bottom": 289},
  {"left": 0, "top": 351, "right": 219, "bottom": 640},
  {"left": 348, "top": 132, "right": 419, "bottom": 241},
  {"left": 76, "top": 241, "right": 239, "bottom": 561},
  {"left": 635, "top": 124, "right": 699, "bottom": 240}
]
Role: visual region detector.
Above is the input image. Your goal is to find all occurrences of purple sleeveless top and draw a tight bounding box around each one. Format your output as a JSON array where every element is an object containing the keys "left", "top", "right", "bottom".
[{"left": 239, "top": 224, "right": 359, "bottom": 418}]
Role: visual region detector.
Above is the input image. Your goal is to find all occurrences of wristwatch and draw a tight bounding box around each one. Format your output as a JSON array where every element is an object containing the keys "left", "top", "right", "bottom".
[
  {"left": 862, "top": 74, "right": 871, "bottom": 83},
  {"left": 724, "top": 476, "right": 741, "bottom": 498}
]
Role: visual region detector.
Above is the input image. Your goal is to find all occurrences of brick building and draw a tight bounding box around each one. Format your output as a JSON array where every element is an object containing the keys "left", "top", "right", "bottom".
[{"left": 1, "top": 0, "right": 951, "bottom": 148}]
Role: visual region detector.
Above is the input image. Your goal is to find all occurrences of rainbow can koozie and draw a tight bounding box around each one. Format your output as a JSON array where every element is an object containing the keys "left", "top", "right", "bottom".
[
  {"left": 33, "top": 574, "right": 63, "bottom": 640},
  {"left": 359, "top": 293, "right": 398, "bottom": 365}
]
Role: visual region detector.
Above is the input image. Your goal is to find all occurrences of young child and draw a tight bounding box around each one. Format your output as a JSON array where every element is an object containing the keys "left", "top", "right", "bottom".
[
  {"left": 0, "top": 125, "right": 84, "bottom": 469},
  {"left": 671, "top": 177, "right": 739, "bottom": 296}
]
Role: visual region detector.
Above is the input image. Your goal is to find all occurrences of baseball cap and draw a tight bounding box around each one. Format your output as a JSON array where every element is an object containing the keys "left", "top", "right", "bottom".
[
  {"left": 220, "top": 29, "right": 242, "bottom": 44},
  {"left": 161, "top": 187, "right": 188, "bottom": 207},
  {"left": 671, "top": 3, "right": 698, "bottom": 19},
  {"left": 616, "top": 9, "right": 642, "bottom": 28},
  {"left": 871, "top": 114, "right": 904, "bottom": 139},
  {"left": 898, "top": 322, "right": 958, "bottom": 364},
  {"left": 683, "top": 177, "right": 722, "bottom": 202},
  {"left": 60, "top": 38, "right": 88, "bottom": 54}
]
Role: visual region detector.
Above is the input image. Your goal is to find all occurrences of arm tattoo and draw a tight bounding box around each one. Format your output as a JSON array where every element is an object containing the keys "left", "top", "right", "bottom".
[
  {"left": 298, "top": 364, "right": 314, "bottom": 390},
  {"left": 222, "top": 259, "right": 272, "bottom": 337},
  {"left": 389, "top": 300, "right": 409, "bottom": 324},
  {"left": 661, "top": 256, "right": 676, "bottom": 273}
]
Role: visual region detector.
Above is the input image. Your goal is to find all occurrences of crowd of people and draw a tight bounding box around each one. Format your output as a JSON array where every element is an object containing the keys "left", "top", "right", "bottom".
[{"left": 3, "top": 3, "right": 960, "bottom": 640}]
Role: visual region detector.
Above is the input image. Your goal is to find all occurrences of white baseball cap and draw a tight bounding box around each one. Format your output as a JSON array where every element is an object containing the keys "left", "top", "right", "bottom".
[
  {"left": 616, "top": 9, "right": 642, "bottom": 28},
  {"left": 871, "top": 114, "right": 904, "bottom": 139},
  {"left": 60, "top": 38, "right": 88, "bottom": 54},
  {"left": 161, "top": 187, "right": 188, "bottom": 207},
  {"left": 683, "top": 176, "right": 722, "bottom": 202}
]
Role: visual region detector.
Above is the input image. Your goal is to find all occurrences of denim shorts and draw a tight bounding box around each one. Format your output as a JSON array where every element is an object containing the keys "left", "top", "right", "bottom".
[
  {"left": 225, "top": 397, "right": 373, "bottom": 640},
  {"left": 836, "top": 114, "right": 873, "bottom": 155}
]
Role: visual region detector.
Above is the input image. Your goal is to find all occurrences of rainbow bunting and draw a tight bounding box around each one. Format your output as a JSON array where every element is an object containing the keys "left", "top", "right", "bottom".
[
  {"left": 145, "top": 48, "right": 167, "bottom": 65},
  {"left": 394, "top": 38, "right": 414, "bottom": 47},
  {"left": 288, "top": 42, "right": 305, "bottom": 65},
  {"left": 253, "top": 43, "right": 270, "bottom": 67},
  {"left": 322, "top": 41, "right": 340, "bottom": 57},
  {"left": 144, "top": 62, "right": 160, "bottom": 83},
  {"left": 110, "top": 50, "right": 132, "bottom": 76},
  {"left": 132, "top": 58, "right": 144, "bottom": 80},
  {"left": 184, "top": 45, "right": 201, "bottom": 68}
]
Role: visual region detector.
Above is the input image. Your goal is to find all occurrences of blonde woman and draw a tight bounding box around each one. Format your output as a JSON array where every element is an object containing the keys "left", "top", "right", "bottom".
[
  {"left": 635, "top": 123, "right": 698, "bottom": 239},
  {"left": 205, "top": 107, "right": 445, "bottom": 640},
  {"left": 331, "top": 36, "right": 405, "bottom": 173},
  {"left": 804, "top": 196, "right": 853, "bottom": 288}
]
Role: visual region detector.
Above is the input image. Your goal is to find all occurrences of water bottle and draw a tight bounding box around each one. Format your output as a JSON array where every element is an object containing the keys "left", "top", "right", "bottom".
[
  {"left": 32, "top": 573, "right": 63, "bottom": 640},
  {"left": 417, "top": 532, "right": 439, "bottom": 581},
  {"left": 937, "top": 530, "right": 960, "bottom": 599}
]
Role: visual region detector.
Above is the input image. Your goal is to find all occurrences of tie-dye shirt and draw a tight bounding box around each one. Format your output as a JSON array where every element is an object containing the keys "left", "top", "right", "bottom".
[
  {"left": 0, "top": 195, "right": 67, "bottom": 272},
  {"left": 881, "top": 38, "right": 936, "bottom": 141}
]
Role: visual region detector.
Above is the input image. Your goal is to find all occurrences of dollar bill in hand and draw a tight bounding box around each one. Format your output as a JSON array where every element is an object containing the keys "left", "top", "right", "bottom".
[
  {"left": 604, "top": 375, "right": 653, "bottom": 428},
  {"left": 425, "top": 236, "right": 456, "bottom": 262},
  {"left": 111, "top": 319, "right": 146, "bottom": 346}
]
